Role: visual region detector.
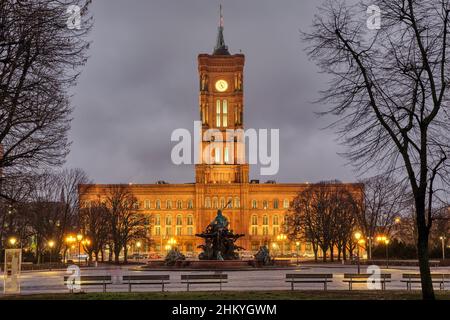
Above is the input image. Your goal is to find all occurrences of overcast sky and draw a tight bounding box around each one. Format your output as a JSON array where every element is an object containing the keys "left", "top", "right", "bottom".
[{"left": 66, "top": 0, "right": 362, "bottom": 184}]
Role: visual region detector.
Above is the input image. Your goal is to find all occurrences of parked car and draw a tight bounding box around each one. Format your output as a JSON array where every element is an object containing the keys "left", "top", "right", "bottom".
[{"left": 148, "top": 253, "right": 162, "bottom": 260}]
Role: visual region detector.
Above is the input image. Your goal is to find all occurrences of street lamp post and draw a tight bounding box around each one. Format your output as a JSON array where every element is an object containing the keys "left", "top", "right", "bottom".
[
  {"left": 440, "top": 236, "right": 447, "bottom": 260},
  {"left": 136, "top": 241, "right": 142, "bottom": 262},
  {"left": 385, "top": 239, "right": 390, "bottom": 268},
  {"left": 76, "top": 234, "right": 83, "bottom": 265},
  {"left": 354, "top": 232, "right": 362, "bottom": 274},
  {"left": 8, "top": 237, "right": 17, "bottom": 248},
  {"left": 295, "top": 241, "right": 300, "bottom": 265},
  {"left": 48, "top": 240, "right": 55, "bottom": 269}
]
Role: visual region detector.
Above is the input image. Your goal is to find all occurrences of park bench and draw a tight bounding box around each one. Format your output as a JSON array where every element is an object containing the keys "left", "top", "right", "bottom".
[
  {"left": 122, "top": 275, "right": 170, "bottom": 292},
  {"left": 285, "top": 274, "right": 333, "bottom": 291},
  {"left": 401, "top": 274, "right": 450, "bottom": 291},
  {"left": 343, "top": 273, "right": 391, "bottom": 291},
  {"left": 64, "top": 275, "right": 112, "bottom": 293},
  {"left": 181, "top": 274, "right": 228, "bottom": 292}
]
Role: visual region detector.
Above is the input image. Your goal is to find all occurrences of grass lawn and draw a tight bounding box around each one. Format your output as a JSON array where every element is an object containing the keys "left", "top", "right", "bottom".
[{"left": 2, "top": 290, "right": 450, "bottom": 300}]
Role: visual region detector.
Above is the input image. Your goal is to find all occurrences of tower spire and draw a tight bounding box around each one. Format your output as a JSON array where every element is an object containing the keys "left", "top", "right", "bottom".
[{"left": 213, "top": 4, "right": 230, "bottom": 55}]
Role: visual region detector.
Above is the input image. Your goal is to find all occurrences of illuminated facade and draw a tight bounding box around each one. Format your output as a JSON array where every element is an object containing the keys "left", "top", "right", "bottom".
[{"left": 79, "top": 15, "right": 362, "bottom": 255}]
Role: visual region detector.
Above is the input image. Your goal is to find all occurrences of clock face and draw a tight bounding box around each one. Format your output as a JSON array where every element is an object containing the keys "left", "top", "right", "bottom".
[{"left": 215, "top": 80, "right": 228, "bottom": 92}]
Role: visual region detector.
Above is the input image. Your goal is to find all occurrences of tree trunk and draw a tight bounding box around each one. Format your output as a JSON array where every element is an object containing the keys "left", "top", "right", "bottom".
[
  {"left": 416, "top": 198, "right": 435, "bottom": 300},
  {"left": 124, "top": 245, "right": 128, "bottom": 264}
]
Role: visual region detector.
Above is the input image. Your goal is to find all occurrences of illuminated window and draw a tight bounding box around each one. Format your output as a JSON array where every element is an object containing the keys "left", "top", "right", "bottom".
[
  {"left": 220, "top": 197, "right": 225, "bottom": 208},
  {"left": 166, "top": 226, "right": 172, "bottom": 236},
  {"left": 187, "top": 227, "right": 193, "bottom": 236},
  {"left": 176, "top": 215, "right": 182, "bottom": 225},
  {"left": 234, "top": 197, "right": 240, "bottom": 208},
  {"left": 215, "top": 148, "right": 221, "bottom": 164},
  {"left": 166, "top": 200, "right": 172, "bottom": 209},
  {"left": 273, "top": 199, "right": 279, "bottom": 209},
  {"left": 154, "top": 226, "right": 161, "bottom": 236},
  {"left": 252, "top": 200, "right": 257, "bottom": 209},
  {"left": 176, "top": 226, "right": 182, "bottom": 236},
  {"left": 224, "top": 147, "right": 230, "bottom": 164},
  {"left": 177, "top": 200, "right": 182, "bottom": 209},
  {"left": 216, "top": 100, "right": 221, "bottom": 127},
  {"left": 222, "top": 100, "right": 228, "bottom": 127},
  {"left": 263, "top": 200, "right": 268, "bottom": 210},
  {"left": 283, "top": 199, "right": 289, "bottom": 209},
  {"left": 188, "top": 199, "right": 193, "bottom": 209},
  {"left": 156, "top": 199, "right": 161, "bottom": 209},
  {"left": 263, "top": 215, "right": 269, "bottom": 225},
  {"left": 227, "top": 197, "right": 232, "bottom": 208},
  {"left": 144, "top": 199, "right": 150, "bottom": 209},
  {"left": 205, "top": 197, "right": 211, "bottom": 208},
  {"left": 165, "top": 215, "right": 172, "bottom": 225},
  {"left": 273, "top": 215, "right": 279, "bottom": 225},
  {"left": 155, "top": 215, "right": 161, "bottom": 226},
  {"left": 263, "top": 226, "right": 269, "bottom": 236},
  {"left": 187, "top": 215, "right": 193, "bottom": 226},
  {"left": 213, "top": 197, "right": 218, "bottom": 209},
  {"left": 251, "top": 226, "right": 258, "bottom": 236},
  {"left": 251, "top": 215, "right": 258, "bottom": 225},
  {"left": 273, "top": 226, "right": 279, "bottom": 235}
]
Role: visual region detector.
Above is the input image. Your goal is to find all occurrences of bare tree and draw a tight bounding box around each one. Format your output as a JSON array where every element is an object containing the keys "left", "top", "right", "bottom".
[
  {"left": 104, "top": 185, "right": 148, "bottom": 264},
  {"left": 79, "top": 200, "right": 110, "bottom": 262},
  {"left": 358, "top": 175, "right": 410, "bottom": 258},
  {"left": 303, "top": 0, "right": 450, "bottom": 299},
  {"left": 0, "top": 0, "right": 92, "bottom": 199},
  {"left": 286, "top": 182, "right": 360, "bottom": 262}
]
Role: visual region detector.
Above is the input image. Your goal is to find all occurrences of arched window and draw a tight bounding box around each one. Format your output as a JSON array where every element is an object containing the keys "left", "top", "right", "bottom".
[
  {"left": 177, "top": 200, "right": 182, "bottom": 209},
  {"left": 220, "top": 197, "right": 225, "bottom": 209},
  {"left": 166, "top": 200, "right": 172, "bottom": 209},
  {"left": 227, "top": 197, "right": 233, "bottom": 208},
  {"left": 222, "top": 100, "right": 228, "bottom": 127},
  {"left": 205, "top": 197, "right": 211, "bottom": 208},
  {"left": 213, "top": 197, "right": 218, "bottom": 209},
  {"left": 187, "top": 215, "right": 193, "bottom": 226},
  {"left": 273, "top": 199, "right": 279, "bottom": 209},
  {"left": 216, "top": 100, "right": 221, "bottom": 127},
  {"left": 263, "top": 215, "right": 269, "bottom": 225},
  {"left": 234, "top": 197, "right": 240, "bottom": 208},
  {"left": 273, "top": 215, "right": 279, "bottom": 225},
  {"left": 263, "top": 200, "right": 268, "bottom": 210},
  {"left": 224, "top": 147, "right": 230, "bottom": 164},
  {"left": 188, "top": 199, "right": 193, "bottom": 209},
  {"left": 252, "top": 200, "right": 257, "bottom": 209},
  {"left": 251, "top": 215, "right": 258, "bottom": 236},
  {"left": 156, "top": 199, "right": 161, "bottom": 209},
  {"left": 155, "top": 215, "right": 161, "bottom": 226},
  {"left": 215, "top": 148, "right": 221, "bottom": 164},
  {"left": 165, "top": 215, "right": 172, "bottom": 226},
  {"left": 176, "top": 215, "right": 182, "bottom": 225},
  {"left": 283, "top": 199, "right": 289, "bottom": 209},
  {"left": 144, "top": 199, "right": 150, "bottom": 209}
]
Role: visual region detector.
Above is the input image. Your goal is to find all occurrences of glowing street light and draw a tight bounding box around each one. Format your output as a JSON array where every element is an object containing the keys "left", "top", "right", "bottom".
[
  {"left": 376, "top": 235, "right": 390, "bottom": 268},
  {"left": 8, "top": 237, "right": 17, "bottom": 247},
  {"left": 48, "top": 240, "right": 55, "bottom": 268},
  {"left": 276, "top": 234, "right": 287, "bottom": 256},
  {"left": 295, "top": 241, "right": 300, "bottom": 265},
  {"left": 76, "top": 234, "right": 83, "bottom": 265},
  {"left": 354, "top": 231, "right": 363, "bottom": 274}
]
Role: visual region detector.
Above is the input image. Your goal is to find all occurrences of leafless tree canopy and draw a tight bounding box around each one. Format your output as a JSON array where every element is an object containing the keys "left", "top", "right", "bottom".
[
  {"left": 0, "top": 0, "right": 92, "bottom": 190},
  {"left": 303, "top": 0, "right": 450, "bottom": 299}
]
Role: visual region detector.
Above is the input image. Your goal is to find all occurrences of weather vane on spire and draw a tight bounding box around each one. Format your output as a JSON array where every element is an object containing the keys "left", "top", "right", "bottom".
[
  {"left": 219, "top": 4, "right": 224, "bottom": 28},
  {"left": 213, "top": 4, "right": 230, "bottom": 55}
]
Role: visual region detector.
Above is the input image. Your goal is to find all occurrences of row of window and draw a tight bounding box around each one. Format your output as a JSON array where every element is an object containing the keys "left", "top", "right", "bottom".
[
  {"left": 154, "top": 214, "right": 194, "bottom": 226},
  {"left": 153, "top": 226, "right": 194, "bottom": 237},
  {"left": 84, "top": 198, "right": 291, "bottom": 211}
]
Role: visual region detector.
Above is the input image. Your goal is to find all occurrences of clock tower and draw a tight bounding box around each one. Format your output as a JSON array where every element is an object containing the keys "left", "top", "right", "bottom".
[{"left": 195, "top": 7, "right": 249, "bottom": 185}]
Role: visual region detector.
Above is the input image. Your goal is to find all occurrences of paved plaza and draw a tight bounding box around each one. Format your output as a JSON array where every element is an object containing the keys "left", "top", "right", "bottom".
[{"left": 2, "top": 264, "right": 450, "bottom": 295}]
